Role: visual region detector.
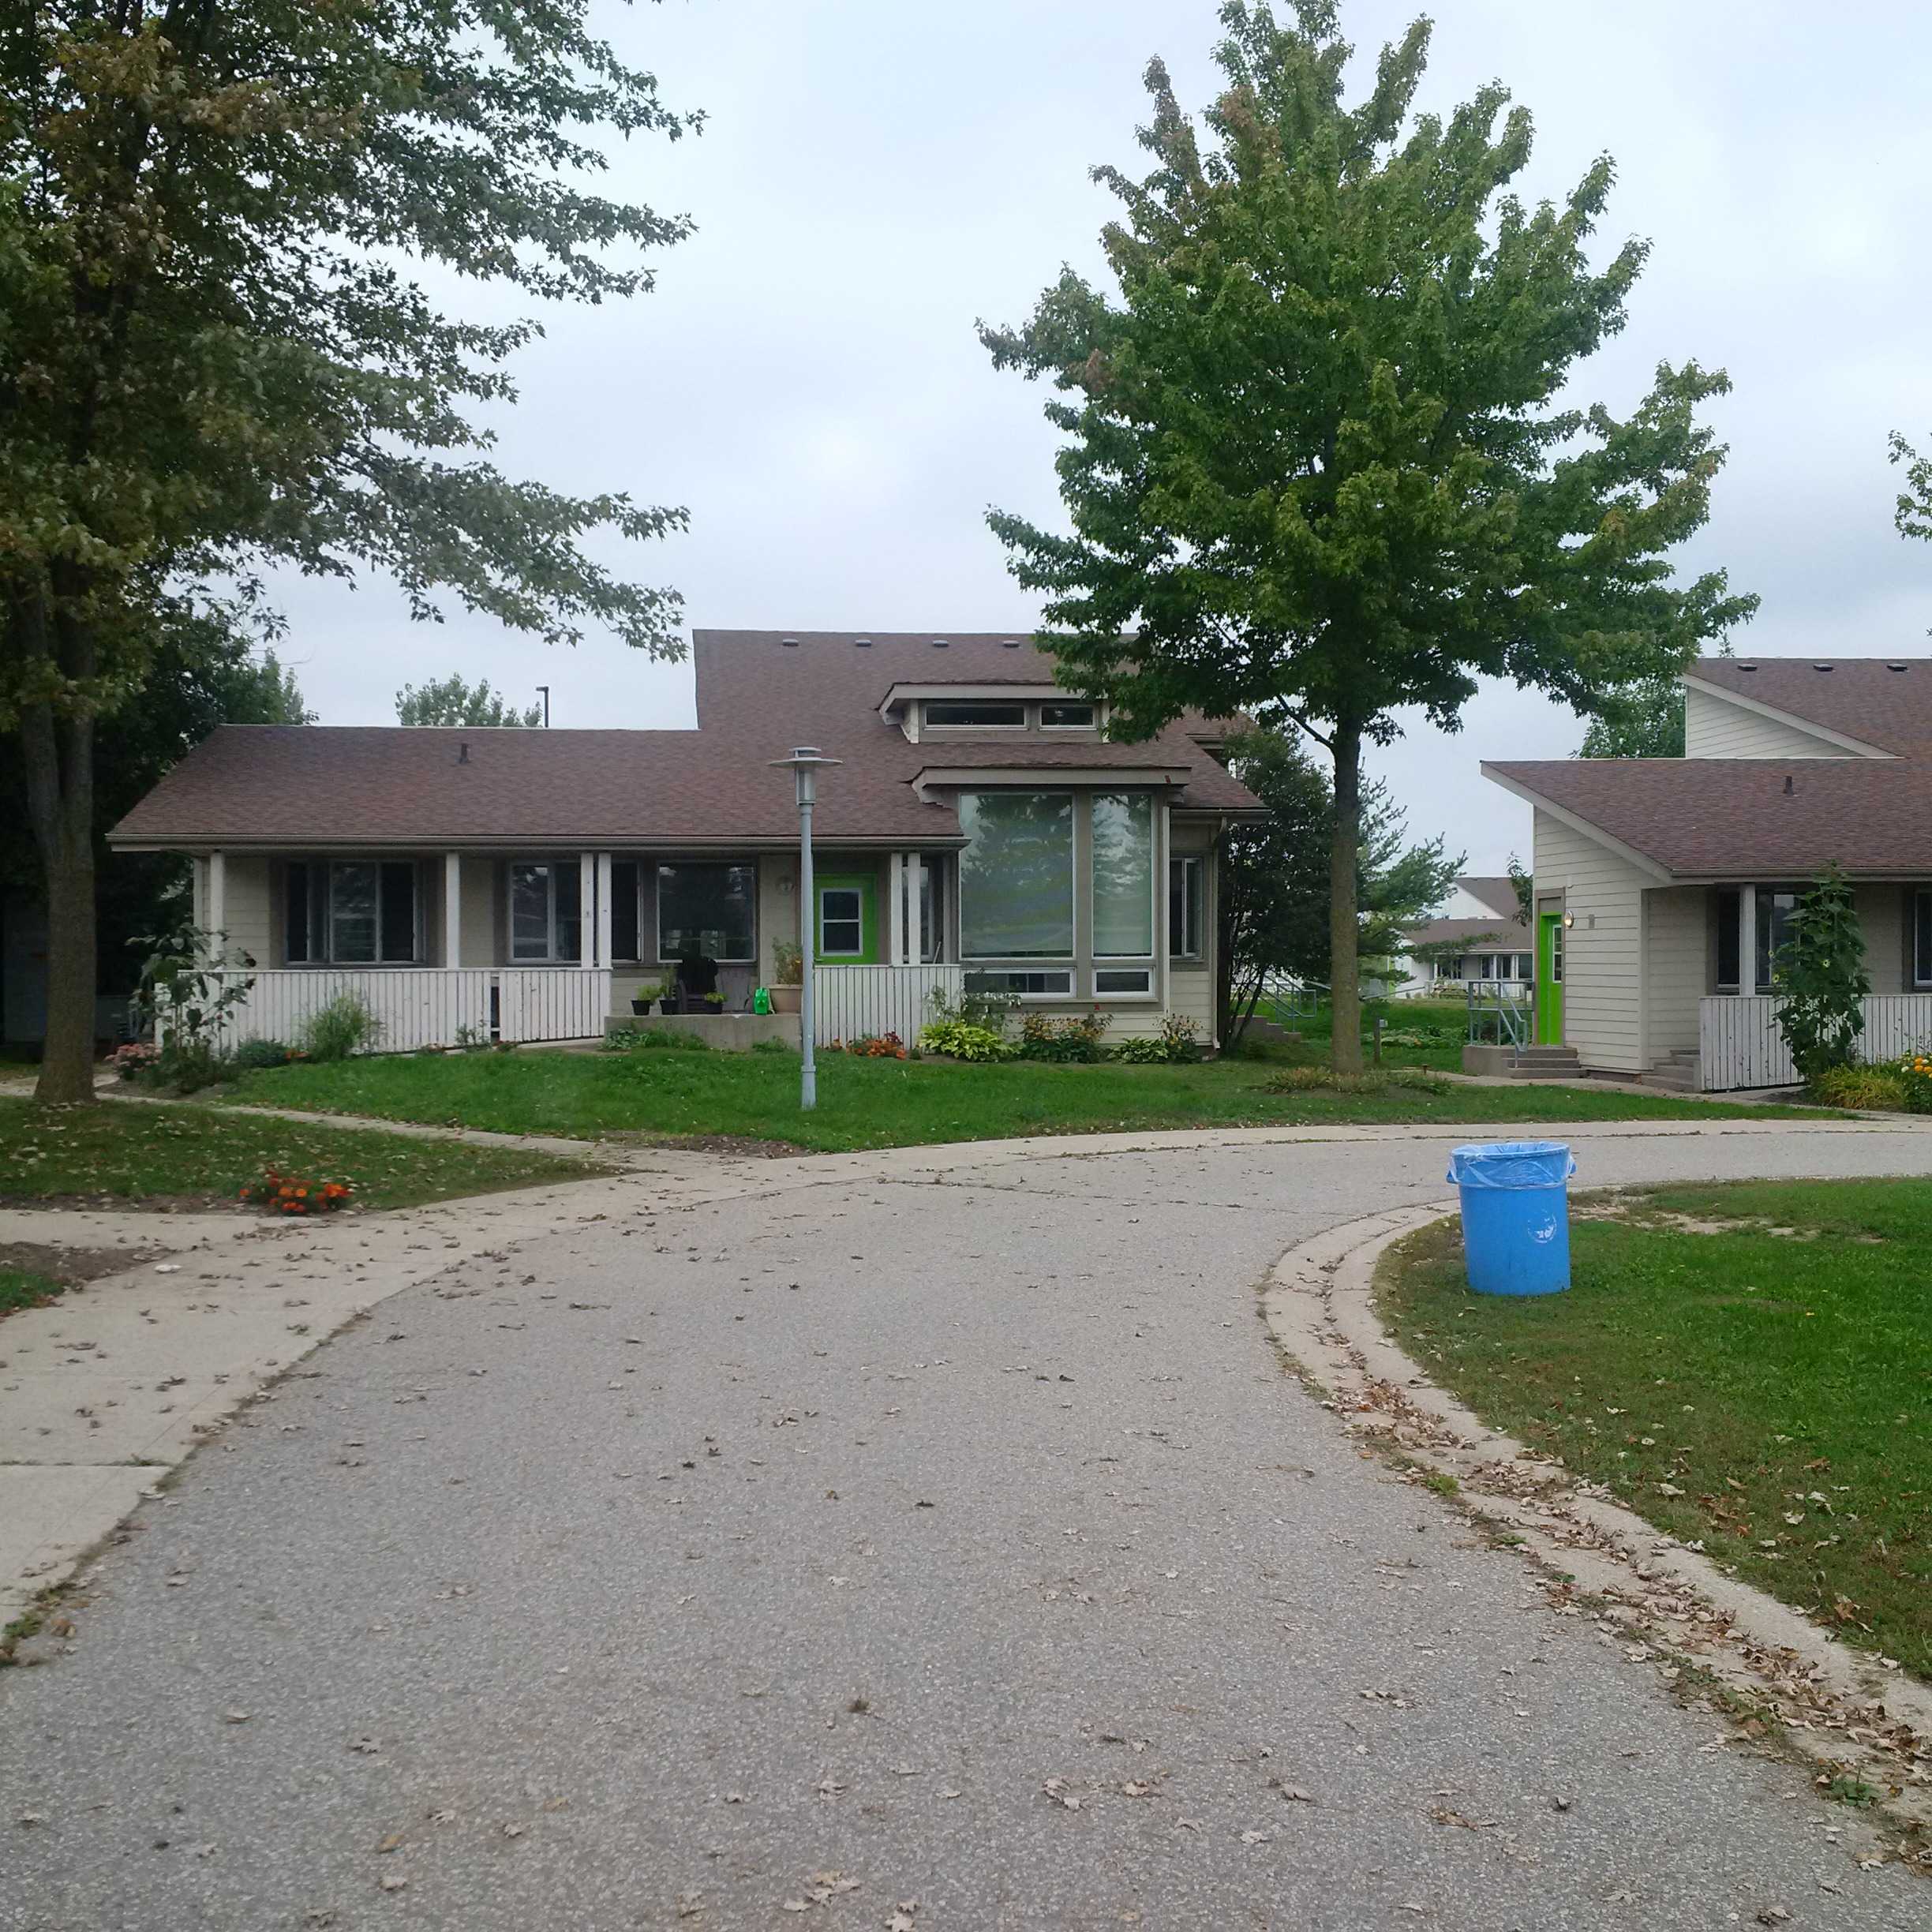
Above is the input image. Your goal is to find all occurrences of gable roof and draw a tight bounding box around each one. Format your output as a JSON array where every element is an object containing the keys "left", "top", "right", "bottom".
[
  {"left": 1451, "top": 875, "right": 1520, "bottom": 919},
  {"left": 1689, "top": 656, "right": 1932, "bottom": 758},
  {"left": 1485, "top": 758, "right": 1932, "bottom": 880},
  {"left": 110, "top": 629, "right": 1260, "bottom": 849}
]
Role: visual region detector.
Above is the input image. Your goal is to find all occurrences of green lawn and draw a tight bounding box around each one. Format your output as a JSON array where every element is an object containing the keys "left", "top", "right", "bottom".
[
  {"left": 228, "top": 1039, "right": 1806, "bottom": 1155},
  {"left": 0, "top": 1267, "right": 64, "bottom": 1317},
  {"left": 1377, "top": 1180, "right": 1932, "bottom": 1679},
  {"left": 0, "top": 1097, "right": 603, "bottom": 1210}
]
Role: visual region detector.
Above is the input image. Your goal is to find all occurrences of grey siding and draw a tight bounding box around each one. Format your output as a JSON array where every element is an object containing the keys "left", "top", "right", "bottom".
[
  {"left": 1533, "top": 809, "right": 1649, "bottom": 1073},
  {"left": 1683, "top": 685, "right": 1868, "bottom": 760},
  {"left": 1645, "top": 886, "right": 1705, "bottom": 1064}
]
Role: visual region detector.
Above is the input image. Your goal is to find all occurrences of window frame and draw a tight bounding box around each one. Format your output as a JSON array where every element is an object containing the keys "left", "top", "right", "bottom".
[
  {"left": 1168, "top": 855, "right": 1204, "bottom": 960},
  {"left": 655, "top": 861, "right": 757, "bottom": 966},
  {"left": 923, "top": 700, "right": 1028, "bottom": 731},
  {"left": 1039, "top": 701, "right": 1098, "bottom": 730},
  {"left": 1093, "top": 966, "right": 1154, "bottom": 999},
  {"left": 958, "top": 790, "right": 1077, "bottom": 964},
  {"left": 818, "top": 885, "right": 865, "bottom": 959},
  {"left": 284, "top": 859, "right": 421, "bottom": 967},
  {"left": 1916, "top": 888, "right": 1932, "bottom": 989},
  {"left": 971, "top": 968, "right": 1074, "bottom": 999},
  {"left": 1091, "top": 791, "right": 1158, "bottom": 963},
  {"left": 509, "top": 859, "right": 582, "bottom": 964}
]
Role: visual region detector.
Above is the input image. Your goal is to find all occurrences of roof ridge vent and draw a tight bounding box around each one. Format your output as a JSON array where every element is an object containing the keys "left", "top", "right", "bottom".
[
  {"left": 1813, "top": 662, "right": 1833, "bottom": 672},
  {"left": 1737, "top": 662, "right": 1758, "bottom": 672},
  {"left": 780, "top": 636, "right": 799, "bottom": 648},
  {"left": 1889, "top": 661, "right": 1909, "bottom": 672},
  {"left": 853, "top": 636, "right": 872, "bottom": 647},
  {"left": 1002, "top": 637, "right": 1022, "bottom": 648},
  {"left": 930, "top": 638, "right": 949, "bottom": 649}
]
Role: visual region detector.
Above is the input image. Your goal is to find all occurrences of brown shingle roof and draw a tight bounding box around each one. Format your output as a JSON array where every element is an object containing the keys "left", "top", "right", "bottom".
[
  {"left": 110, "top": 629, "right": 1260, "bottom": 848},
  {"left": 1404, "top": 915, "right": 1530, "bottom": 950},
  {"left": 1690, "top": 655, "right": 1932, "bottom": 758},
  {"left": 1486, "top": 758, "right": 1932, "bottom": 878}
]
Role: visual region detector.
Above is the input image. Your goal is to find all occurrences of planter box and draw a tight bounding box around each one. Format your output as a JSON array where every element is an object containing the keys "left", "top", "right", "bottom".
[
  {"left": 605, "top": 1013, "right": 801, "bottom": 1053},
  {"left": 768, "top": 985, "right": 801, "bottom": 1014}
]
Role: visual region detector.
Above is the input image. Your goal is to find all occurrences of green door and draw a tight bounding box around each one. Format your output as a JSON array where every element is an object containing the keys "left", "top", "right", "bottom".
[
  {"left": 815, "top": 874, "right": 878, "bottom": 964},
  {"left": 1537, "top": 912, "right": 1565, "bottom": 1045}
]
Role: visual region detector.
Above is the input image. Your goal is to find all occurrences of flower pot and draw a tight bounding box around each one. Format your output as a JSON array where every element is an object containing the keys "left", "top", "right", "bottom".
[
  {"left": 631, "top": 998, "right": 653, "bottom": 1017},
  {"left": 769, "top": 985, "right": 801, "bottom": 1015}
]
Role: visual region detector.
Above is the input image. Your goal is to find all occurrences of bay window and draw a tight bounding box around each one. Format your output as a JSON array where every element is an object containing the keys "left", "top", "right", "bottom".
[
  {"left": 286, "top": 860, "right": 419, "bottom": 964},
  {"left": 510, "top": 861, "right": 581, "bottom": 963},
  {"left": 657, "top": 863, "right": 755, "bottom": 963}
]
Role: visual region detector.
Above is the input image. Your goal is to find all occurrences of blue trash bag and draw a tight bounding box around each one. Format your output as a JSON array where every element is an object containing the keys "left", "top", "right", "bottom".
[{"left": 1446, "top": 1141, "right": 1577, "bottom": 1297}]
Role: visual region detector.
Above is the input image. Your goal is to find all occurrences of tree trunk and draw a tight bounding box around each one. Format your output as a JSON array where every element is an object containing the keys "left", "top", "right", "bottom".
[
  {"left": 20, "top": 696, "right": 100, "bottom": 1105},
  {"left": 1327, "top": 718, "right": 1362, "bottom": 1074}
]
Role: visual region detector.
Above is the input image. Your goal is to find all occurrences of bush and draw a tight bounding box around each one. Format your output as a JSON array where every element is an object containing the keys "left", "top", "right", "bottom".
[
  {"left": 1264, "top": 1065, "right": 1450, "bottom": 1097},
  {"left": 111, "top": 1042, "right": 159, "bottom": 1082},
  {"left": 1017, "top": 1012, "right": 1111, "bottom": 1062},
  {"left": 1112, "top": 1015, "right": 1200, "bottom": 1064},
  {"left": 301, "top": 994, "right": 384, "bottom": 1062},
  {"left": 609, "top": 1027, "right": 710, "bottom": 1052},
  {"left": 841, "top": 1032, "right": 907, "bottom": 1059},
  {"left": 238, "top": 1167, "right": 354, "bottom": 1216},
  {"left": 930, "top": 976, "right": 1020, "bottom": 1033},
  {"left": 1895, "top": 1053, "right": 1932, "bottom": 1114},
  {"left": 233, "top": 1037, "right": 298, "bottom": 1071},
  {"left": 149, "top": 1039, "right": 231, "bottom": 1095},
  {"left": 917, "top": 1020, "right": 1012, "bottom": 1062},
  {"left": 1810, "top": 1063, "right": 1909, "bottom": 1111}
]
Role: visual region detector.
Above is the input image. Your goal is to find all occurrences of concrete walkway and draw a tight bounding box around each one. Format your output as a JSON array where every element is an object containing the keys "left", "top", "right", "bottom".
[{"left": 3, "top": 1118, "right": 1931, "bottom": 1928}]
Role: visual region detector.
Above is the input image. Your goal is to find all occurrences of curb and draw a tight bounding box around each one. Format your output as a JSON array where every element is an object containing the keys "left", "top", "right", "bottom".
[{"left": 1261, "top": 1204, "right": 1932, "bottom": 1842}]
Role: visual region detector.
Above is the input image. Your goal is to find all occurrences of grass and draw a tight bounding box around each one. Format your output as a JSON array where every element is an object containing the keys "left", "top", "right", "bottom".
[
  {"left": 0, "top": 1095, "right": 603, "bottom": 1210},
  {"left": 0, "top": 1267, "right": 65, "bottom": 1317},
  {"left": 1376, "top": 1178, "right": 1932, "bottom": 1679},
  {"left": 225, "top": 1031, "right": 1810, "bottom": 1155}
]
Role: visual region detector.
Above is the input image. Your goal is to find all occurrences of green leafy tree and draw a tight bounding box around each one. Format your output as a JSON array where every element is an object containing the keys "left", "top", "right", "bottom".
[
  {"left": 981, "top": 2, "right": 1755, "bottom": 1070},
  {"left": 1893, "top": 432, "right": 1932, "bottom": 631},
  {"left": 1217, "top": 723, "right": 1460, "bottom": 1042},
  {"left": 2, "top": 4, "right": 695, "bottom": 1101},
  {"left": 395, "top": 675, "right": 543, "bottom": 728},
  {"left": 1576, "top": 671, "right": 1685, "bottom": 757},
  {"left": 1506, "top": 852, "right": 1533, "bottom": 926},
  {"left": 1772, "top": 867, "right": 1870, "bottom": 1086}
]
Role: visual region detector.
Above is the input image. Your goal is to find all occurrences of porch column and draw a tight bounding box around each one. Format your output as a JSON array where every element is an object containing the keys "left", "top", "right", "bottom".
[
  {"left": 1738, "top": 883, "right": 1757, "bottom": 994},
  {"left": 206, "top": 849, "right": 226, "bottom": 947},
  {"left": 595, "top": 852, "right": 613, "bottom": 971},
  {"left": 444, "top": 852, "right": 462, "bottom": 967},
  {"left": 888, "top": 852, "right": 909, "bottom": 966}
]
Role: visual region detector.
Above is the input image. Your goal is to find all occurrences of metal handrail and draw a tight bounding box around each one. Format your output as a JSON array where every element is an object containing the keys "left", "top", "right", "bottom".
[{"left": 1465, "top": 979, "right": 1533, "bottom": 1050}]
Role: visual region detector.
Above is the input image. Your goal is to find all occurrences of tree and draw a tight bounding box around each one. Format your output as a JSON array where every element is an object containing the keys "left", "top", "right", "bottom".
[
  {"left": 2, "top": 5, "right": 695, "bottom": 1102},
  {"left": 1772, "top": 867, "right": 1869, "bottom": 1087},
  {"left": 1576, "top": 671, "right": 1685, "bottom": 757},
  {"left": 1893, "top": 432, "right": 1932, "bottom": 610},
  {"left": 395, "top": 675, "right": 542, "bottom": 728},
  {"left": 1216, "top": 722, "right": 1460, "bottom": 1042},
  {"left": 982, "top": 2, "right": 1755, "bottom": 1070},
  {"left": 1506, "top": 852, "right": 1533, "bottom": 926}
]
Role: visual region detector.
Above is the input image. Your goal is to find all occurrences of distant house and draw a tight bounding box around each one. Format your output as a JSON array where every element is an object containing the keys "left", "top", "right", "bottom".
[
  {"left": 110, "top": 630, "right": 1263, "bottom": 1051},
  {"left": 1484, "top": 657, "right": 1932, "bottom": 1091},
  {"left": 1395, "top": 876, "right": 1532, "bottom": 1000}
]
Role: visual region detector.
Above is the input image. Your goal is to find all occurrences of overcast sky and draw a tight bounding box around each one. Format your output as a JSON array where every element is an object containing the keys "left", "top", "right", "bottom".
[{"left": 275, "top": 0, "right": 1932, "bottom": 874}]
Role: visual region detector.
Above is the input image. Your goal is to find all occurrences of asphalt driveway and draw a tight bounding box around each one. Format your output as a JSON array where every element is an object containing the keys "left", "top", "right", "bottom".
[{"left": 5, "top": 1121, "right": 1930, "bottom": 1930}]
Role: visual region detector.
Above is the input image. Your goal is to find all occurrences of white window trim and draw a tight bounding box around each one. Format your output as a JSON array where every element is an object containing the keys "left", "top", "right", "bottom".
[
  {"left": 971, "top": 968, "right": 1075, "bottom": 1000},
  {"left": 1092, "top": 792, "right": 1159, "bottom": 962},
  {"left": 1169, "top": 854, "right": 1204, "bottom": 960},
  {"left": 510, "top": 860, "right": 578, "bottom": 964},
  {"left": 1092, "top": 966, "right": 1156, "bottom": 1002},
  {"left": 818, "top": 884, "right": 865, "bottom": 960},
  {"left": 654, "top": 861, "right": 757, "bottom": 966},
  {"left": 922, "top": 700, "right": 1029, "bottom": 732}
]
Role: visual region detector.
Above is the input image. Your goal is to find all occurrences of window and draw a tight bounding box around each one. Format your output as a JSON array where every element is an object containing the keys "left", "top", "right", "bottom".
[
  {"left": 1513, "top": 953, "right": 1533, "bottom": 982},
  {"left": 1917, "top": 889, "right": 1932, "bottom": 987},
  {"left": 926, "top": 701, "right": 1026, "bottom": 728},
  {"left": 1757, "top": 889, "right": 1800, "bottom": 991},
  {"left": 1091, "top": 792, "right": 1155, "bottom": 957},
  {"left": 919, "top": 860, "right": 943, "bottom": 964},
  {"left": 959, "top": 792, "right": 1074, "bottom": 960},
  {"left": 1169, "top": 856, "right": 1204, "bottom": 959},
  {"left": 1717, "top": 889, "right": 1740, "bottom": 988},
  {"left": 1040, "top": 702, "right": 1095, "bottom": 728},
  {"left": 657, "top": 863, "right": 754, "bottom": 963},
  {"left": 285, "top": 861, "right": 418, "bottom": 965},
  {"left": 1095, "top": 967, "right": 1153, "bottom": 997},
  {"left": 511, "top": 861, "right": 582, "bottom": 962},
  {"left": 973, "top": 968, "right": 1073, "bottom": 997},
  {"left": 819, "top": 886, "right": 863, "bottom": 957},
  {"left": 611, "top": 861, "right": 640, "bottom": 962}
]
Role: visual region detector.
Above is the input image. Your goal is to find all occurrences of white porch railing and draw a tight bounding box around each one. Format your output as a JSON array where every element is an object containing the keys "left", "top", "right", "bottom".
[
  {"left": 1698, "top": 994, "right": 1932, "bottom": 1091},
  {"left": 815, "top": 964, "right": 964, "bottom": 1046},
  {"left": 174, "top": 968, "right": 613, "bottom": 1054}
]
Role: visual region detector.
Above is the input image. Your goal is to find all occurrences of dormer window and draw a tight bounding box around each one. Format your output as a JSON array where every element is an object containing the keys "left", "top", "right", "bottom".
[
  {"left": 1041, "top": 702, "right": 1096, "bottom": 728},
  {"left": 926, "top": 701, "right": 1026, "bottom": 728}
]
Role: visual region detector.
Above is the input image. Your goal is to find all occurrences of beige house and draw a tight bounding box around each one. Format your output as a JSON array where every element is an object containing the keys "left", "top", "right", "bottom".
[
  {"left": 1484, "top": 657, "right": 1932, "bottom": 1091},
  {"left": 110, "top": 631, "right": 1261, "bottom": 1051}
]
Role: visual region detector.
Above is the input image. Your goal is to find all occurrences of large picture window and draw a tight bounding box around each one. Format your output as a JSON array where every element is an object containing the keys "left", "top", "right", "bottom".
[
  {"left": 510, "top": 861, "right": 582, "bottom": 963},
  {"left": 286, "top": 861, "right": 419, "bottom": 964},
  {"left": 657, "top": 863, "right": 755, "bottom": 963},
  {"left": 1091, "top": 792, "right": 1155, "bottom": 957},
  {"left": 959, "top": 792, "right": 1074, "bottom": 960}
]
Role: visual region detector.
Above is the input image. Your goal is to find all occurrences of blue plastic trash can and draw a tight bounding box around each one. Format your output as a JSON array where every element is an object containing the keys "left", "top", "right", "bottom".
[{"left": 1446, "top": 1140, "right": 1577, "bottom": 1297}]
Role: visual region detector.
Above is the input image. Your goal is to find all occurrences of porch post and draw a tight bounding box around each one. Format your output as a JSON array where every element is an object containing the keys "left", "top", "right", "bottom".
[
  {"left": 1738, "top": 883, "right": 1757, "bottom": 995},
  {"left": 206, "top": 849, "right": 226, "bottom": 947},
  {"left": 444, "top": 852, "right": 462, "bottom": 967},
  {"left": 888, "top": 852, "right": 908, "bottom": 966},
  {"left": 578, "top": 851, "right": 597, "bottom": 968},
  {"left": 595, "top": 852, "right": 613, "bottom": 971}
]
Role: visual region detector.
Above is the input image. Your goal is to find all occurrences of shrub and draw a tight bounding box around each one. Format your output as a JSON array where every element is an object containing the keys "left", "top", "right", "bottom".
[
  {"left": 1017, "top": 1012, "right": 1111, "bottom": 1062},
  {"left": 238, "top": 1167, "right": 354, "bottom": 1216},
  {"left": 772, "top": 942, "right": 803, "bottom": 988},
  {"left": 111, "top": 1042, "right": 159, "bottom": 1082},
  {"left": 841, "top": 1032, "right": 908, "bottom": 1059},
  {"left": 1895, "top": 1052, "right": 1932, "bottom": 1114},
  {"left": 301, "top": 994, "right": 384, "bottom": 1062},
  {"left": 233, "top": 1037, "right": 298, "bottom": 1071},
  {"left": 150, "top": 1039, "right": 231, "bottom": 1095},
  {"left": 1810, "top": 1063, "right": 1909, "bottom": 1111},
  {"left": 917, "top": 1020, "right": 1012, "bottom": 1062},
  {"left": 1113, "top": 1017, "right": 1200, "bottom": 1064},
  {"left": 1772, "top": 867, "right": 1870, "bottom": 1084},
  {"left": 930, "top": 975, "right": 1019, "bottom": 1033}
]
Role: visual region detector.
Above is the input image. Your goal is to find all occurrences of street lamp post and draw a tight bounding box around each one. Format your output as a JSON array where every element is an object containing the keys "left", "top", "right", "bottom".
[{"left": 769, "top": 747, "right": 843, "bottom": 1110}]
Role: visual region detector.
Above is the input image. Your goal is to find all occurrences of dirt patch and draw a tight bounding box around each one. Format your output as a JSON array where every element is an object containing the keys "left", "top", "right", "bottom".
[
  {"left": 622, "top": 1133, "right": 810, "bottom": 1159},
  {"left": 0, "top": 1239, "right": 175, "bottom": 1286},
  {"left": 0, "top": 1192, "right": 241, "bottom": 1214}
]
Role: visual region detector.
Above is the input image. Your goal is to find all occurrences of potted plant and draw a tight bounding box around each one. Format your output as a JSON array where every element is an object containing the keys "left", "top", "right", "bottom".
[
  {"left": 630, "top": 980, "right": 663, "bottom": 1017},
  {"left": 702, "top": 990, "right": 727, "bottom": 1013},
  {"left": 769, "top": 942, "right": 803, "bottom": 1015}
]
